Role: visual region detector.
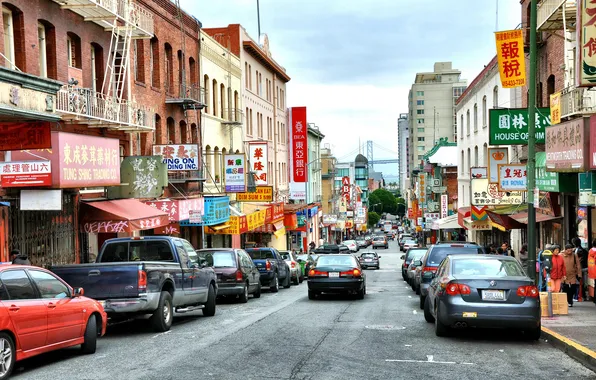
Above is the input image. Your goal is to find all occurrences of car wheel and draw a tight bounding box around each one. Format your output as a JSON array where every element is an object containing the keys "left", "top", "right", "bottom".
[
  {"left": 434, "top": 305, "right": 450, "bottom": 337},
  {"left": 419, "top": 295, "right": 425, "bottom": 310},
  {"left": 357, "top": 286, "right": 365, "bottom": 299},
  {"left": 415, "top": 285, "right": 420, "bottom": 295},
  {"left": 299, "top": 273, "right": 304, "bottom": 283},
  {"left": 308, "top": 290, "right": 317, "bottom": 300},
  {"left": 238, "top": 282, "right": 249, "bottom": 303},
  {"left": 253, "top": 282, "right": 261, "bottom": 298},
  {"left": 292, "top": 273, "right": 300, "bottom": 286},
  {"left": 151, "top": 291, "right": 173, "bottom": 332},
  {"left": 526, "top": 325, "right": 541, "bottom": 341},
  {"left": 270, "top": 273, "right": 279, "bottom": 293},
  {"left": 283, "top": 273, "right": 291, "bottom": 289},
  {"left": 202, "top": 284, "right": 217, "bottom": 317},
  {"left": 80, "top": 315, "right": 98, "bottom": 354},
  {"left": 411, "top": 281, "right": 416, "bottom": 291},
  {"left": 0, "top": 333, "right": 15, "bottom": 379},
  {"left": 424, "top": 296, "right": 435, "bottom": 323}
]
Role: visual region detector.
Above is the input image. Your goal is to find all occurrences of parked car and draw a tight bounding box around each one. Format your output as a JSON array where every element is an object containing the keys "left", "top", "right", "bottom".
[
  {"left": 372, "top": 236, "right": 388, "bottom": 249},
  {"left": 341, "top": 240, "right": 359, "bottom": 253},
  {"left": 423, "top": 254, "right": 541, "bottom": 340},
  {"left": 404, "top": 249, "right": 427, "bottom": 289},
  {"left": 51, "top": 236, "right": 218, "bottom": 332},
  {"left": 313, "top": 244, "right": 350, "bottom": 254},
  {"left": 415, "top": 242, "right": 484, "bottom": 310},
  {"left": 0, "top": 265, "right": 107, "bottom": 378},
  {"left": 399, "top": 234, "right": 413, "bottom": 251},
  {"left": 197, "top": 248, "right": 261, "bottom": 303},
  {"left": 296, "top": 253, "right": 316, "bottom": 278},
  {"left": 358, "top": 251, "right": 380, "bottom": 269},
  {"left": 401, "top": 248, "right": 427, "bottom": 281},
  {"left": 280, "top": 250, "right": 303, "bottom": 285},
  {"left": 307, "top": 254, "right": 366, "bottom": 299},
  {"left": 403, "top": 239, "right": 419, "bottom": 251},
  {"left": 355, "top": 239, "right": 369, "bottom": 248},
  {"left": 246, "top": 248, "right": 291, "bottom": 292}
]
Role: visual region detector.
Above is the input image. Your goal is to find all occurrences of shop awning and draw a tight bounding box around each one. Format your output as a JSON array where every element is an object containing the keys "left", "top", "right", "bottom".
[
  {"left": 486, "top": 211, "right": 526, "bottom": 232},
  {"left": 274, "top": 227, "right": 286, "bottom": 238},
  {"left": 208, "top": 223, "right": 231, "bottom": 231},
  {"left": 273, "top": 220, "right": 284, "bottom": 231},
  {"left": 458, "top": 207, "right": 471, "bottom": 229},
  {"left": 432, "top": 214, "right": 460, "bottom": 230},
  {"left": 80, "top": 199, "right": 169, "bottom": 233},
  {"left": 510, "top": 212, "right": 562, "bottom": 224}
]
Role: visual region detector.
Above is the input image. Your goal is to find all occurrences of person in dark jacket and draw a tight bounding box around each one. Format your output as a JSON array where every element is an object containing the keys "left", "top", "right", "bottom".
[{"left": 10, "top": 249, "right": 31, "bottom": 265}]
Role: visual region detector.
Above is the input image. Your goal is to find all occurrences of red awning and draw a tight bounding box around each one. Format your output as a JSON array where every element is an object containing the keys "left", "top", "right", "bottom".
[
  {"left": 486, "top": 211, "right": 526, "bottom": 231},
  {"left": 80, "top": 199, "right": 169, "bottom": 233},
  {"left": 458, "top": 207, "right": 471, "bottom": 229},
  {"left": 510, "top": 212, "right": 562, "bottom": 224}
]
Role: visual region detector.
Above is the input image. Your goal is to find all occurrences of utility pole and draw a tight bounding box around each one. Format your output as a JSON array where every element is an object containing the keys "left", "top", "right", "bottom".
[
  {"left": 256, "top": 0, "right": 261, "bottom": 41},
  {"left": 527, "top": 0, "right": 538, "bottom": 283}
]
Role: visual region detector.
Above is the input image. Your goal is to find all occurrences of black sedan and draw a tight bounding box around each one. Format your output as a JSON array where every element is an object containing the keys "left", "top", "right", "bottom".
[
  {"left": 423, "top": 254, "right": 541, "bottom": 339},
  {"left": 358, "top": 251, "right": 380, "bottom": 269},
  {"left": 308, "top": 254, "right": 366, "bottom": 299}
]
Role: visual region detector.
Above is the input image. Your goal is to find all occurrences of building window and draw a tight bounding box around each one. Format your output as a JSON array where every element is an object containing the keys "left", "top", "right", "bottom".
[
  {"left": 248, "top": 64, "right": 252, "bottom": 90},
  {"left": 417, "top": 146, "right": 425, "bottom": 151},
  {"left": 417, "top": 128, "right": 424, "bottom": 133},
  {"left": 474, "top": 145, "right": 479, "bottom": 166},
  {"left": 255, "top": 70, "right": 259, "bottom": 95},
  {"left": 466, "top": 109, "right": 470, "bottom": 135},
  {"left": 220, "top": 83, "right": 225, "bottom": 119},
  {"left": 267, "top": 117, "right": 272, "bottom": 141},
  {"left": 3, "top": 5, "right": 25, "bottom": 71},
  {"left": 417, "top": 109, "right": 424, "bottom": 115},
  {"left": 191, "top": 123, "right": 198, "bottom": 144},
  {"left": 467, "top": 148, "right": 471, "bottom": 173},
  {"left": 493, "top": 86, "right": 499, "bottom": 108},
  {"left": 473, "top": 103, "right": 478, "bottom": 132},
  {"left": 38, "top": 23, "right": 47, "bottom": 77},
  {"left": 416, "top": 91, "right": 424, "bottom": 96},
  {"left": 189, "top": 57, "right": 196, "bottom": 85},
  {"left": 67, "top": 32, "right": 82, "bottom": 69},
  {"left": 134, "top": 40, "right": 145, "bottom": 83},
  {"left": 164, "top": 43, "right": 173, "bottom": 93},
  {"left": 150, "top": 37, "right": 160, "bottom": 88},
  {"left": 167, "top": 117, "right": 175, "bottom": 144},
  {"left": 461, "top": 150, "right": 464, "bottom": 174},
  {"left": 179, "top": 120, "right": 187, "bottom": 144},
  {"left": 460, "top": 114, "right": 464, "bottom": 140},
  {"left": 203, "top": 74, "right": 209, "bottom": 113},
  {"left": 416, "top": 100, "right": 424, "bottom": 106},
  {"left": 417, "top": 137, "right": 425, "bottom": 141},
  {"left": 417, "top": 118, "right": 424, "bottom": 124},
  {"left": 482, "top": 95, "right": 487, "bottom": 128},
  {"left": 212, "top": 79, "right": 218, "bottom": 117}
]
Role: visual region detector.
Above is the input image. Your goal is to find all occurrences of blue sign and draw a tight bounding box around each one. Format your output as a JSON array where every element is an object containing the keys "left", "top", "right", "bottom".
[
  {"left": 180, "top": 196, "right": 229, "bottom": 226},
  {"left": 308, "top": 206, "right": 318, "bottom": 218}
]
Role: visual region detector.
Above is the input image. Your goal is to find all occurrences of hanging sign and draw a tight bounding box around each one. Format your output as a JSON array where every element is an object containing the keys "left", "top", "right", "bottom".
[
  {"left": 578, "top": 0, "right": 596, "bottom": 86},
  {"left": 0, "top": 160, "right": 52, "bottom": 187},
  {"left": 249, "top": 142, "right": 268, "bottom": 185},
  {"left": 487, "top": 147, "right": 508, "bottom": 183},
  {"left": 488, "top": 108, "right": 551, "bottom": 145},
  {"left": 152, "top": 144, "right": 200, "bottom": 171},
  {"left": 223, "top": 154, "right": 246, "bottom": 192},
  {"left": 550, "top": 92, "right": 561, "bottom": 125},
  {"left": 341, "top": 176, "right": 351, "bottom": 202},
  {"left": 495, "top": 29, "right": 526, "bottom": 88},
  {"left": 289, "top": 107, "right": 308, "bottom": 182},
  {"left": 498, "top": 163, "right": 528, "bottom": 192}
]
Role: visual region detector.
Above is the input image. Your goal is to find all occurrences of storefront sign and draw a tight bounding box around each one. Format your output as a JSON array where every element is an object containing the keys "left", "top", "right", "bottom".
[
  {"left": 550, "top": 92, "right": 561, "bottom": 125},
  {"left": 154, "top": 223, "right": 180, "bottom": 235},
  {"left": 498, "top": 163, "right": 527, "bottom": 192},
  {"left": 579, "top": 0, "right": 596, "bottom": 86},
  {"left": 0, "top": 82, "right": 57, "bottom": 116},
  {"left": 108, "top": 156, "right": 167, "bottom": 199},
  {"left": 0, "top": 122, "right": 51, "bottom": 151},
  {"left": 323, "top": 214, "right": 338, "bottom": 224},
  {"left": 589, "top": 115, "right": 596, "bottom": 169},
  {"left": 579, "top": 172, "right": 596, "bottom": 206},
  {"left": 236, "top": 186, "right": 273, "bottom": 202},
  {"left": 189, "top": 210, "right": 202, "bottom": 224},
  {"left": 249, "top": 142, "right": 268, "bottom": 185},
  {"left": 341, "top": 176, "right": 351, "bottom": 202},
  {"left": 223, "top": 154, "right": 246, "bottom": 192},
  {"left": 345, "top": 220, "right": 354, "bottom": 229},
  {"left": 441, "top": 194, "right": 448, "bottom": 219},
  {"left": 487, "top": 147, "right": 508, "bottom": 183},
  {"left": 290, "top": 107, "right": 308, "bottom": 182},
  {"left": 247, "top": 209, "right": 267, "bottom": 231},
  {"left": 425, "top": 213, "right": 440, "bottom": 224},
  {"left": 470, "top": 167, "right": 487, "bottom": 179},
  {"left": 144, "top": 198, "right": 204, "bottom": 223},
  {"left": 489, "top": 108, "right": 550, "bottom": 145},
  {"left": 471, "top": 178, "right": 523, "bottom": 206},
  {"left": 471, "top": 205, "right": 488, "bottom": 221},
  {"left": 546, "top": 117, "right": 589, "bottom": 172},
  {"left": 289, "top": 182, "right": 306, "bottom": 200},
  {"left": 495, "top": 29, "right": 526, "bottom": 88},
  {"left": 266, "top": 203, "right": 284, "bottom": 223},
  {"left": 465, "top": 219, "right": 492, "bottom": 231},
  {"left": 0, "top": 160, "right": 51, "bottom": 187},
  {"left": 20, "top": 189, "right": 62, "bottom": 211},
  {"left": 419, "top": 173, "right": 426, "bottom": 205},
  {"left": 200, "top": 196, "right": 230, "bottom": 226},
  {"left": 152, "top": 144, "right": 199, "bottom": 171}
]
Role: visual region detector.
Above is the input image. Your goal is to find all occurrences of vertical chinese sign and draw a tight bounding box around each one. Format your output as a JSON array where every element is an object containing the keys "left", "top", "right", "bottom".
[
  {"left": 495, "top": 29, "right": 526, "bottom": 88},
  {"left": 419, "top": 173, "right": 426, "bottom": 210},
  {"left": 249, "top": 142, "right": 268, "bottom": 185},
  {"left": 224, "top": 154, "right": 246, "bottom": 192},
  {"left": 579, "top": 0, "right": 596, "bottom": 86},
  {"left": 341, "top": 176, "right": 350, "bottom": 203},
  {"left": 289, "top": 107, "right": 308, "bottom": 200},
  {"left": 550, "top": 92, "right": 561, "bottom": 125}
]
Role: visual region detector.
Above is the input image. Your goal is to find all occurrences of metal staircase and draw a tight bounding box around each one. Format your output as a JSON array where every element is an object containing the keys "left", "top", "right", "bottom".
[{"left": 102, "top": 23, "right": 132, "bottom": 100}]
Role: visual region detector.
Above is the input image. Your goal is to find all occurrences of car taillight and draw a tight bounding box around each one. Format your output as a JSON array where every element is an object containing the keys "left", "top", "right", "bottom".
[
  {"left": 236, "top": 270, "right": 243, "bottom": 282},
  {"left": 138, "top": 270, "right": 147, "bottom": 292},
  {"left": 309, "top": 269, "right": 328, "bottom": 277},
  {"left": 517, "top": 285, "right": 539, "bottom": 297},
  {"left": 445, "top": 282, "right": 471, "bottom": 296},
  {"left": 422, "top": 266, "right": 436, "bottom": 274},
  {"left": 291, "top": 262, "right": 296, "bottom": 268},
  {"left": 403, "top": 263, "right": 408, "bottom": 268},
  {"left": 340, "top": 268, "right": 361, "bottom": 277},
  {"left": 266, "top": 260, "right": 271, "bottom": 270}
]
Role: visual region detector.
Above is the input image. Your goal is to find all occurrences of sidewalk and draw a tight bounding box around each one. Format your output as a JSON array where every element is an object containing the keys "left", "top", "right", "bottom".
[{"left": 541, "top": 300, "right": 596, "bottom": 372}]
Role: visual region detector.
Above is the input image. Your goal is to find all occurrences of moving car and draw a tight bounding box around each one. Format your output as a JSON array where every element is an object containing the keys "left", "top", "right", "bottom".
[
  {"left": 372, "top": 236, "right": 388, "bottom": 249},
  {"left": 246, "top": 248, "right": 292, "bottom": 291},
  {"left": 0, "top": 265, "right": 107, "bottom": 379},
  {"left": 399, "top": 234, "right": 413, "bottom": 251},
  {"left": 416, "top": 243, "right": 484, "bottom": 310},
  {"left": 358, "top": 251, "right": 380, "bottom": 269},
  {"left": 401, "top": 247, "right": 427, "bottom": 281},
  {"left": 423, "top": 254, "right": 541, "bottom": 340},
  {"left": 296, "top": 253, "right": 316, "bottom": 278},
  {"left": 355, "top": 238, "right": 369, "bottom": 248},
  {"left": 197, "top": 248, "right": 262, "bottom": 303},
  {"left": 341, "top": 240, "right": 359, "bottom": 253},
  {"left": 403, "top": 239, "right": 419, "bottom": 251},
  {"left": 307, "top": 254, "right": 366, "bottom": 299},
  {"left": 314, "top": 244, "right": 350, "bottom": 254}
]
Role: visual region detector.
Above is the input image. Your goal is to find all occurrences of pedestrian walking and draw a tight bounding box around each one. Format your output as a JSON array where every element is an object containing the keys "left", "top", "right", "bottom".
[
  {"left": 10, "top": 249, "right": 31, "bottom": 265},
  {"left": 562, "top": 243, "right": 582, "bottom": 307},
  {"left": 501, "top": 242, "right": 514, "bottom": 257},
  {"left": 572, "top": 237, "right": 588, "bottom": 301},
  {"left": 588, "top": 239, "right": 596, "bottom": 303},
  {"left": 549, "top": 245, "right": 566, "bottom": 293},
  {"left": 519, "top": 244, "right": 529, "bottom": 275}
]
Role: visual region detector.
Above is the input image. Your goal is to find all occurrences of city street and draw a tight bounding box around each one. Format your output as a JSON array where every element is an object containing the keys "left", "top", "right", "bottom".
[{"left": 12, "top": 241, "right": 595, "bottom": 380}]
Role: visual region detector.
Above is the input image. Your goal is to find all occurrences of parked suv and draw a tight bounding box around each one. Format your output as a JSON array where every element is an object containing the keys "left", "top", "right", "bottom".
[{"left": 415, "top": 242, "right": 484, "bottom": 309}]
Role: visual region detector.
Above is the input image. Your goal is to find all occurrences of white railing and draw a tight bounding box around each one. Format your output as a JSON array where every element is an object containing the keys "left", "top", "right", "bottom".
[
  {"left": 56, "top": 86, "right": 155, "bottom": 131},
  {"left": 537, "top": 0, "right": 576, "bottom": 30},
  {"left": 125, "top": 1, "right": 155, "bottom": 36},
  {"left": 560, "top": 86, "right": 596, "bottom": 119}
]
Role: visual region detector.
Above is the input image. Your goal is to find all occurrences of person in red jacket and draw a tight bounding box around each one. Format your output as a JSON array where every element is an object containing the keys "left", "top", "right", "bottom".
[
  {"left": 550, "top": 245, "right": 567, "bottom": 292},
  {"left": 588, "top": 239, "right": 596, "bottom": 302}
]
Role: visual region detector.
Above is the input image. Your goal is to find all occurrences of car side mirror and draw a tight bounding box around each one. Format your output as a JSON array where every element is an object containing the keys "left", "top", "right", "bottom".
[
  {"left": 73, "top": 287, "right": 84, "bottom": 297},
  {"left": 413, "top": 260, "right": 422, "bottom": 266},
  {"left": 199, "top": 259, "right": 209, "bottom": 268},
  {"left": 400, "top": 255, "right": 405, "bottom": 260},
  {"left": 378, "top": 256, "right": 382, "bottom": 258},
  {"left": 190, "top": 262, "right": 200, "bottom": 269}
]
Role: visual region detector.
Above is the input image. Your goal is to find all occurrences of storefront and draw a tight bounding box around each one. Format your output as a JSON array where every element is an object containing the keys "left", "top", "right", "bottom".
[
  {"left": 250, "top": 203, "right": 286, "bottom": 250},
  {"left": 143, "top": 197, "right": 204, "bottom": 247},
  {"left": 183, "top": 196, "right": 230, "bottom": 248}
]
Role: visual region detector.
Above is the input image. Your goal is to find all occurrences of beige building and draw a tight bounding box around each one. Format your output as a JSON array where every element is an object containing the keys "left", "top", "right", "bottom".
[
  {"left": 408, "top": 62, "right": 467, "bottom": 172},
  {"left": 321, "top": 147, "right": 337, "bottom": 215}
]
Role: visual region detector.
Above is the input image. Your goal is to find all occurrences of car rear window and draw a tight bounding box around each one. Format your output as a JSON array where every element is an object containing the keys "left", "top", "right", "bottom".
[
  {"left": 361, "top": 253, "right": 376, "bottom": 258},
  {"left": 210, "top": 251, "right": 237, "bottom": 268},
  {"left": 427, "top": 247, "right": 482, "bottom": 266},
  {"left": 452, "top": 258, "right": 525, "bottom": 277},
  {"left": 296, "top": 254, "right": 308, "bottom": 261},
  {"left": 247, "top": 250, "right": 275, "bottom": 259},
  {"left": 317, "top": 255, "right": 356, "bottom": 266},
  {"left": 373, "top": 237, "right": 384, "bottom": 241},
  {"left": 406, "top": 249, "right": 426, "bottom": 261},
  {"left": 404, "top": 240, "right": 417, "bottom": 244}
]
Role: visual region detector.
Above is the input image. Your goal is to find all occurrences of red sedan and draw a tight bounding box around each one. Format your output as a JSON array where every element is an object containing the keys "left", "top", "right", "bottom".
[{"left": 0, "top": 265, "right": 107, "bottom": 378}]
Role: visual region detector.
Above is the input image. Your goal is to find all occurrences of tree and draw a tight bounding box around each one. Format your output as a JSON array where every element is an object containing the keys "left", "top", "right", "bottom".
[
  {"left": 368, "top": 193, "right": 382, "bottom": 213},
  {"left": 395, "top": 197, "right": 406, "bottom": 217},
  {"left": 371, "top": 188, "right": 398, "bottom": 214},
  {"left": 367, "top": 211, "right": 380, "bottom": 227}
]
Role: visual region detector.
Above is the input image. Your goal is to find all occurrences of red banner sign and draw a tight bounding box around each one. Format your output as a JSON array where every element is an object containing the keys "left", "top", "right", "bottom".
[
  {"left": 290, "top": 107, "right": 307, "bottom": 182},
  {"left": 0, "top": 122, "right": 51, "bottom": 151},
  {"left": 0, "top": 161, "right": 52, "bottom": 187},
  {"left": 341, "top": 176, "right": 351, "bottom": 203}
]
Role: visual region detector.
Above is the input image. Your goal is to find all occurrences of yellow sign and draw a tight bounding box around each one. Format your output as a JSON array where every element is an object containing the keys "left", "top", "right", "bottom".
[
  {"left": 247, "top": 209, "right": 267, "bottom": 231},
  {"left": 495, "top": 29, "right": 526, "bottom": 88},
  {"left": 236, "top": 186, "right": 273, "bottom": 202},
  {"left": 550, "top": 92, "right": 561, "bottom": 125}
]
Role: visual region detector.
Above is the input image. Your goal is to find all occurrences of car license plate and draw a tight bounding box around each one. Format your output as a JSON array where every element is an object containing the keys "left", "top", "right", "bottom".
[
  {"left": 482, "top": 290, "right": 505, "bottom": 300},
  {"left": 462, "top": 312, "right": 477, "bottom": 318},
  {"left": 328, "top": 272, "right": 339, "bottom": 278},
  {"left": 365, "top": 259, "right": 372, "bottom": 262}
]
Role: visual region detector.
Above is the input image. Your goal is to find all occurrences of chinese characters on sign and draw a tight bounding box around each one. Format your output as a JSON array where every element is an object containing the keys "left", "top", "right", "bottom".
[
  {"left": 144, "top": 198, "right": 204, "bottom": 223},
  {"left": 579, "top": 1, "right": 596, "bottom": 86},
  {"left": 498, "top": 164, "right": 528, "bottom": 192},
  {"left": 0, "top": 160, "right": 51, "bottom": 187},
  {"left": 249, "top": 143, "right": 268, "bottom": 185},
  {"left": 489, "top": 108, "right": 551, "bottom": 145},
  {"left": 152, "top": 144, "right": 200, "bottom": 171},
  {"left": 110, "top": 156, "right": 167, "bottom": 199},
  {"left": 0, "top": 122, "right": 51, "bottom": 151},
  {"left": 441, "top": 194, "right": 448, "bottom": 219},
  {"left": 236, "top": 186, "right": 273, "bottom": 202},
  {"left": 419, "top": 173, "right": 426, "bottom": 206},
  {"left": 545, "top": 118, "right": 589, "bottom": 172},
  {"left": 341, "top": 176, "right": 351, "bottom": 203},
  {"left": 550, "top": 92, "right": 561, "bottom": 125},
  {"left": 223, "top": 154, "right": 246, "bottom": 192},
  {"left": 495, "top": 29, "right": 526, "bottom": 88},
  {"left": 290, "top": 107, "right": 308, "bottom": 182},
  {"left": 470, "top": 178, "right": 523, "bottom": 206}
]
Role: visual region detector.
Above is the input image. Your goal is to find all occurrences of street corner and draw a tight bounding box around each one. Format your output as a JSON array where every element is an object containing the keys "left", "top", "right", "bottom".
[{"left": 541, "top": 326, "right": 596, "bottom": 373}]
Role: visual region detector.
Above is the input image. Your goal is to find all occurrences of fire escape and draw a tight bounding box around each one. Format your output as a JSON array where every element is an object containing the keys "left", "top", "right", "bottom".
[{"left": 52, "top": 0, "right": 155, "bottom": 131}]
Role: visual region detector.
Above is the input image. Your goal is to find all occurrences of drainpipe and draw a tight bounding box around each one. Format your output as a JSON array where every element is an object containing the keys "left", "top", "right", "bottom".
[{"left": 272, "top": 73, "right": 279, "bottom": 201}]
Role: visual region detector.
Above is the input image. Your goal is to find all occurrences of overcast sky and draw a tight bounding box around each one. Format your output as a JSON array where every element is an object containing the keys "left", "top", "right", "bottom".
[{"left": 179, "top": 0, "right": 521, "bottom": 177}]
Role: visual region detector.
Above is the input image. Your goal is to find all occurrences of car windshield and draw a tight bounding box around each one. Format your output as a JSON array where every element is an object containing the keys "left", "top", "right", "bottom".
[
  {"left": 317, "top": 255, "right": 356, "bottom": 266},
  {"left": 247, "top": 250, "right": 275, "bottom": 260},
  {"left": 342, "top": 240, "right": 355, "bottom": 245},
  {"left": 452, "top": 258, "right": 525, "bottom": 277},
  {"left": 361, "top": 253, "right": 376, "bottom": 259},
  {"left": 373, "top": 237, "right": 384, "bottom": 241},
  {"left": 310, "top": 254, "right": 319, "bottom": 261},
  {"left": 428, "top": 247, "right": 482, "bottom": 265}
]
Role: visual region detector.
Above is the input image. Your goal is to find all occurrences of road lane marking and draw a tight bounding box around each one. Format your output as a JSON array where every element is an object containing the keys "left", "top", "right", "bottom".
[
  {"left": 385, "top": 359, "right": 475, "bottom": 365},
  {"left": 152, "top": 330, "right": 172, "bottom": 339},
  {"left": 427, "top": 355, "right": 434, "bottom": 362},
  {"left": 413, "top": 310, "right": 418, "bottom": 314}
]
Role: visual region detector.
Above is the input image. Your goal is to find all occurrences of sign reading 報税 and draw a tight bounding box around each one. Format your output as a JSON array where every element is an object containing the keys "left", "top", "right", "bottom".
[{"left": 489, "top": 108, "right": 551, "bottom": 145}]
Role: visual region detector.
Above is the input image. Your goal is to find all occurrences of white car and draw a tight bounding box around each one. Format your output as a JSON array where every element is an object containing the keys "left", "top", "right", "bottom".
[
  {"left": 403, "top": 240, "right": 419, "bottom": 251},
  {"left": 341, "top": 240, "right": 359, "bottom": 252},
  {"left": 279, "top": 251, "right": 303, "bottom": 285}
]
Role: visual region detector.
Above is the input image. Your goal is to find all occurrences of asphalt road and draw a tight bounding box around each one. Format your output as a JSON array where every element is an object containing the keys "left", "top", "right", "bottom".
[{"left": 13, "top": 240, "right": 596, "bottom": 380}]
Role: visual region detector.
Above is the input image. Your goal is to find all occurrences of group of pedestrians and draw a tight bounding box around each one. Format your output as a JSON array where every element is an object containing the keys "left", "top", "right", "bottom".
[{"left": 539, "top": 238, "right": 586, "bottom": 307}]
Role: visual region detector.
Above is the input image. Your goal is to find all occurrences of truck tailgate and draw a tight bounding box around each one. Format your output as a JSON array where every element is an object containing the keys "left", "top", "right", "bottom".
[
  {"left": 51, "top": 263, "right": 141, "bottom": 300},
  {"left": 252, "top": 259, "right": 272, "bottom": 273}
]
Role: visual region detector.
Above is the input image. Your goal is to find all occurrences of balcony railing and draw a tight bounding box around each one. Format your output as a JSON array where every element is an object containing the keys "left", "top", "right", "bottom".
[
  {"left": 54, "top": 0, "right": 154, "bottom": 38},
  {"left": 560, "top": 86, "right": 596, "bottom": 119},
  {"left": 537, "top": 0, "right": 576, "bottom": 31},
  {"left": 166, "top": 83, "right": 205, "bottom": 107},
  {"left": 222, "top": 108, "right": 244, "bottom": 125},
  {"left": 56, "top": 85, "right": 155, "bottom": 131}
]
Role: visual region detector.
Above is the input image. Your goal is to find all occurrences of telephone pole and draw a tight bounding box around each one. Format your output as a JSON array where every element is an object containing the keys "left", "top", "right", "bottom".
[{"left": 527, "top": 0, "right": 538, "bottom": 282}]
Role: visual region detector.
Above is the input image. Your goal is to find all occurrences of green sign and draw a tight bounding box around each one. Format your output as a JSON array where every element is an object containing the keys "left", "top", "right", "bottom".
[
  {"left": 579, "top": 172, "right": 596, "bottom": 206},
  {"left": 535, "top": 152, "right": 578, "bottom": 193},
  {"left": 489, "top": 107, "right": 551, "bottom": 145},
  {"left": 107, "top": 155, "right": 168, "bottom": 199}
]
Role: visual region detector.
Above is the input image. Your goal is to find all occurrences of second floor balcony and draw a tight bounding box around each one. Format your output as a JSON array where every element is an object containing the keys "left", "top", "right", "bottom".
[
  {"left": 56, "top": 85, "right": 155, "bottom": 131},
  {"left": 537, "top": 0, "right": 576, "bottom": 32},
  {"left": 166, "top": 83, "right": 206, "bottom": 109},
  {"left": 560, "top": 86, "right": 596, "bottom": 120},
  {"left": 222, "top": 108, "right": 244, "bottom": 125}
]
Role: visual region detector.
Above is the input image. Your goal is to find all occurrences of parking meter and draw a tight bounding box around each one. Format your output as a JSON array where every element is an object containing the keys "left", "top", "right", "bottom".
[{"left": 542, "top": 250, "right": 553, "bottom": 275}]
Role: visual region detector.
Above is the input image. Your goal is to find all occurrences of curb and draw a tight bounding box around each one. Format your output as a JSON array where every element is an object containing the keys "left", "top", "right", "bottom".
[{"left": 541, "top": 326, "right": 596, "bottom": 373}]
